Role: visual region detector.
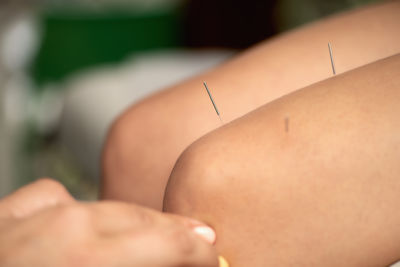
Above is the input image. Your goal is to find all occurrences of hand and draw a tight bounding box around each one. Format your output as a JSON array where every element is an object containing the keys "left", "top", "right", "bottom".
[{"left": 0, "top": 179, "right": 218, "bottom": 267}]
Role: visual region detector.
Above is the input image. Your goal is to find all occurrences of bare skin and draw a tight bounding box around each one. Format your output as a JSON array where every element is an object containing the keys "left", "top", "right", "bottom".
[
  {"left": 164, "top": 54, "right": 400, "bottom": 267},
  {"left": 0, "top": 179, "right": 218, "bottom": 267},
  {"left": 101, "top": 0, "right": 400, "bottom": 210}
]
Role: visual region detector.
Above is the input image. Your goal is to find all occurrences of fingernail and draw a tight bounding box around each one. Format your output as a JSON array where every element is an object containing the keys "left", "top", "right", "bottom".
[{"left": 192, "top": 226, "right": 216, "bottom": 244}]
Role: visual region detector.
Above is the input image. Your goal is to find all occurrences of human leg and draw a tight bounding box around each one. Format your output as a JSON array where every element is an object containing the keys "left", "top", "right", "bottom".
[
  {"left": 164, "top": 54, "right": 400, "bottom": 266},
  {"left": 102, "top": 1, "right": 400, "bottom": 209}
]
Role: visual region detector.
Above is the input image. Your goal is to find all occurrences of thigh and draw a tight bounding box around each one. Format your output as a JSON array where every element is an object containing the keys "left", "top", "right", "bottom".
[{"left": 164, "top": 54, "right": 400, "bottom": 266}]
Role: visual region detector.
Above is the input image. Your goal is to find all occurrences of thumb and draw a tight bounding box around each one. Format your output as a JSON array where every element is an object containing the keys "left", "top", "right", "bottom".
[{"left": 0, "top": 178, "right": 75, "bottom": 219}]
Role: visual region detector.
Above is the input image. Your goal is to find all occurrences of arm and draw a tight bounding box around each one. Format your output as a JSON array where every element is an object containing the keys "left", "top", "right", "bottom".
[{"left": 164, "top": 54, "right": 400, "bottom": 266}]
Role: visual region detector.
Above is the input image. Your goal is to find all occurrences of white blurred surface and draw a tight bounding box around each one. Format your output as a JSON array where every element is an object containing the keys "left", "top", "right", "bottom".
[
  {"left": 1, "top": 15, "right": 39, "bottom": 73},
  {"left": 0, "top": 12, "right": 39, "bottom": 197}
]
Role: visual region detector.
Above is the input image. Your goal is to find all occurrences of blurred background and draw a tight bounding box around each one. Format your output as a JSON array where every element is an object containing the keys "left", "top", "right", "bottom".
[{"left": 0, "top": 0, "right": 380, "bottom": 200}]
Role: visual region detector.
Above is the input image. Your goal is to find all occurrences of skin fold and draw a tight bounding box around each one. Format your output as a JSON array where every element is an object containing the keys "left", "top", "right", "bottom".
[
  {"left": 164, "top": 54, "right": 400, "bottom": 267},
  {"left": 101, "top": 0, "right": 400, "bottom": 210}
]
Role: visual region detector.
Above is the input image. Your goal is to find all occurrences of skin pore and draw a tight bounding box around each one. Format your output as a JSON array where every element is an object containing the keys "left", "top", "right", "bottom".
[
  {"left": 164, "top": 54, "right": 400, "bottom": 267},
  {"left": 101, "top": 0, "right": 400, "bottom": 210}
]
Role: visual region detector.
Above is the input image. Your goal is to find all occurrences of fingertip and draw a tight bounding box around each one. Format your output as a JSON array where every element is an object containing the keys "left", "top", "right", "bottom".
[
  {"left": 167, "top": 215, "right": 217, "bottom": 244},
  {"left": 192, "top": 225, "right": 216, "bottom": 244}
]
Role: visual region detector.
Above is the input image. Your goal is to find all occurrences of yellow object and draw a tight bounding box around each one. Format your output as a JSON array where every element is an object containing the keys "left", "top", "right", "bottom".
[{"left": 218, "top": 255, "right": 229, "bottom": 267}]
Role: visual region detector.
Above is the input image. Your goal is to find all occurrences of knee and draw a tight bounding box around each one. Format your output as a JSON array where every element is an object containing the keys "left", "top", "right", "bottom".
[
  {"left": 102, "top": 102, "right": 156, "bottom": 167},
  {"left": 163, "top": 135, "right": 236, "bottom": 222},
  {"left": 101, "top": 103, "right": 156, "bottom": 197},
  {"left": 102, "top": 106, "right": 138, "bottom": 179},
  {"left": 162, "top": 129, "right": 302, "bottom": 266},
  {"left": 101, "top": 99, "right": 181, "bottom": 208},
  {"left": 102, "top": 107, "right": 133, "bottom": 190},
  {"left": 163, "top": 134, "right": 271, "bottom": 266}
]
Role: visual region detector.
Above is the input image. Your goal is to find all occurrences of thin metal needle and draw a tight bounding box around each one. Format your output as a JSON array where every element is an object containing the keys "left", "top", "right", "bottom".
[
  {"left": 203, "top": 81, "right": 223, "bottom": 124},
  {"left": 328, "top": 42, "right": 336, "bottom": 75}
]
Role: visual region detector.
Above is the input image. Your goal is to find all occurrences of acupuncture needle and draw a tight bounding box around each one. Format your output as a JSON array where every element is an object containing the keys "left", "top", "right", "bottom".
[
  {"left": 328, "top": 42, "right": 336, "bottom": 75},
  {"left": 203, "top": 81, "right": 223, "bottom": 125}
]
